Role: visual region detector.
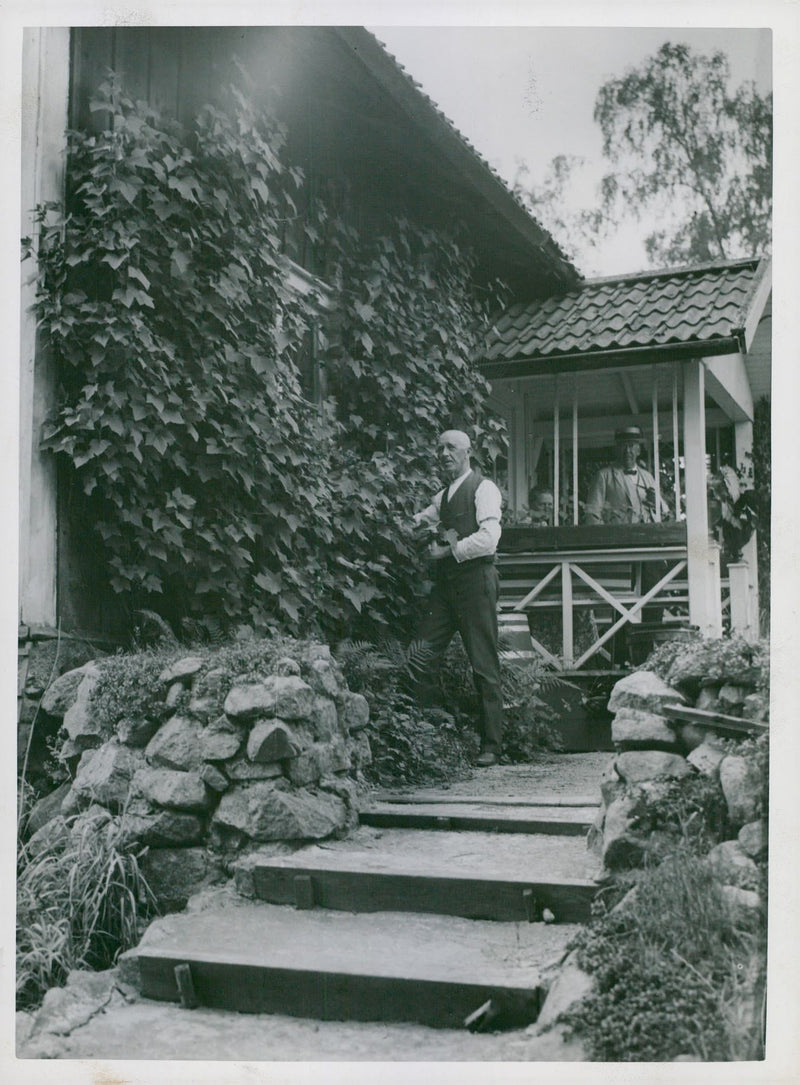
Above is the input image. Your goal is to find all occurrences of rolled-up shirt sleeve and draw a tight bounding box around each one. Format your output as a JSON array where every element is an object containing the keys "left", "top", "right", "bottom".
[{"left": 452, "top": 480, "right": 502, "bottom": 562}]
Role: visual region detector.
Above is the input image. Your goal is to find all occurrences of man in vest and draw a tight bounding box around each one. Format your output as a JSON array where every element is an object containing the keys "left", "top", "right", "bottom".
[{"left": 409, "top": 430, "right": 504, "bottom": 767}]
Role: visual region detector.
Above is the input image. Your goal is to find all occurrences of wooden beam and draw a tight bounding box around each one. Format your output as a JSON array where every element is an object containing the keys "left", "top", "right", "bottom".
[
  {"left": 742, "top": 259, "right": 772, "bottom": 353},
  {"left": 704, "top": 352, "right": 754, "bottom": 422},
  {"left": 662, "top": 703, "right": 768, "bottom": 737}
]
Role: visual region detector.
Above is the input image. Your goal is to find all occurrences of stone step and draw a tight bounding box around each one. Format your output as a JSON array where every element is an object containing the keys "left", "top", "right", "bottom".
[
  {"left": 126, "top": 900, "right": 579, "bottom": 1029},
  {"left": 360, "top": 800, "right": 598, "bottom": 835},
  {"left": 248, "top": 828, "right": 599, "bottom": 923}
]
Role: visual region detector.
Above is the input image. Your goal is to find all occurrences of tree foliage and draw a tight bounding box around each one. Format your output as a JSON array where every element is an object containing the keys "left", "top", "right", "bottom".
[
  {"left": 516, "top": 42, "right": 772, "bottom": 269},
  {"left": 25, "top": 75, "right": 505, "bottom": 640},
  {"left": 595, "top": 43, "right": 772, "bottom": 265}
]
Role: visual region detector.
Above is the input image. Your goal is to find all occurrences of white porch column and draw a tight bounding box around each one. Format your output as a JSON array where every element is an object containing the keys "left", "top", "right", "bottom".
[
  {"left": 734, "top": 420, "right": 760, "bottom": 640},
  {"left": 683, "top": 360, "right": 722, "bottom": 637},
  {"left": 510, "top": 389, "right": 527, "bottom": 513},
  {"left": 19, "top": 29, "right": 71, "bottom": 629}
]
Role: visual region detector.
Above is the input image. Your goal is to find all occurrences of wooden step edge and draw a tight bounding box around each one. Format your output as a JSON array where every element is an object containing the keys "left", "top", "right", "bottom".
[
  {"left": 251, "top": 865, "right": 598, "bottom": 924},
  {"left": 374, "top": 793, "right": 600, "bottom": 808},
  {"left": 131, "top": 950, "right": 545, "bottom": 1029},
  {"left": 359, "top": 809, "right": 594, "bottom": 835}
]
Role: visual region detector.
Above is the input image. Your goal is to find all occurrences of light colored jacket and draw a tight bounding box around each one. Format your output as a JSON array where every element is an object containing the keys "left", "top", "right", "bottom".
[{"left": 584, "top": 464, "right": 669, "bottom": 524}]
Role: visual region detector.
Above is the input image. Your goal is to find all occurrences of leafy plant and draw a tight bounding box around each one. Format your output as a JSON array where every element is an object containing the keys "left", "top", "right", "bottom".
[
  {"left": 630, "top": 774, "right": 729, "bottom": 857},
  {"left": 17, "top": 810, "right": 158, "bottom": 1010},
  {"left": 25, "top": 72, "right": 506, "bottom": 644},
  {"left": 564, "top": 853, "right": 766, "bottom": 1060}
]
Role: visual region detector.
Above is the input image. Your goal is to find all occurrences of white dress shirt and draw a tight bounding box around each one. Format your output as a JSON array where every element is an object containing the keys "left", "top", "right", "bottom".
[{"left": 414, "top": 469, "right": 502, "bottom": 562}]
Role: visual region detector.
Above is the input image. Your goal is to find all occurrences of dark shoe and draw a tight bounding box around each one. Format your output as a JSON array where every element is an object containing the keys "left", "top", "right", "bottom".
[{"left": 475, "top": 750, "right": 499, "bottom": 767}]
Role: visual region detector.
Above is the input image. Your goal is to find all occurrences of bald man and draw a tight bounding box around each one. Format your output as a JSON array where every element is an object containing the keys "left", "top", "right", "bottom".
[{"left": 409, "top": 430, "right": 504, "bottom": 767}]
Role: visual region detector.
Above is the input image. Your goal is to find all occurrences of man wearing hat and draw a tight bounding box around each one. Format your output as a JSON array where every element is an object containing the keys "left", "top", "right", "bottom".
[{"left": 584, "top": 426, "right": 670, "bottom": 524}]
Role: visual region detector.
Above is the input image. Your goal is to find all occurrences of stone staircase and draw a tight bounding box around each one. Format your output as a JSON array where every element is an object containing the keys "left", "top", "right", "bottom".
[{"left": 123, "top": 772, "right": 603, "bottom": 1035}]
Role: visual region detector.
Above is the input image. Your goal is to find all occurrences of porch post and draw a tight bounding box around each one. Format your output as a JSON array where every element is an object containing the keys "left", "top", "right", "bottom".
[
  {"left": 510, "top": 389, "right": 527, "bottom": 513},
  {"left": 19, "top": 28, "right": 71, "bottom": 628},
  {"left": 683, "top": 360, "right": 722, "bottom": 637},
  {"left": 734, "top": 420, "right": 760, "bottom": 640}
]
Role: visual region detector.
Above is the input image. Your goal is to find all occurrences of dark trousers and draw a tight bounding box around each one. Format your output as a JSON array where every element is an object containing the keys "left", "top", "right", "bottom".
[{"left": 409, "top": 561, "right": 504, "bottom": 753}]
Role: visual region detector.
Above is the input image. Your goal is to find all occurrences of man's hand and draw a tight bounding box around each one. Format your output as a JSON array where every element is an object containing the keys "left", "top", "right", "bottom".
[{"left": 430, "top": 528, "right": 458, "bottom": 560}]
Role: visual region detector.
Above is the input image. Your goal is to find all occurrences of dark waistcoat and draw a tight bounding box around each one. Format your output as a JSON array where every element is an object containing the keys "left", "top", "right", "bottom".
[{"left": 435, "top": 468, "right": 493, "bottom": 579}]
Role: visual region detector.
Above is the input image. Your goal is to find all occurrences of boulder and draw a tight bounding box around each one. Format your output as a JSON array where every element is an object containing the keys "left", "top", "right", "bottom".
[
  {"left": 158, "top": 656, "right": 205, "bottom": 685},
  {"left": 611, "top": 708, "right": 679, "bottom": 748},
  {"left": 534, "top": 951, "right": 595, "bottom": 1032},
  {"left": 27, "top": 968, "right": 120, "bottom": 1037},
  {"left": 140, "top": 847, "right": 220, "bottom": 912},
  {"left": 307, "top": 643, "right": 332, "bottom": 663},
  {"left": 338, "top": 691, "right": 370, "bottom": 732},
  {"left": 718, "top": 684, "right": 746, "bottom": 711},
  {"left": 225, "top": 758, "right": 284, "bottom": 782},
  {"left": 308, "top": 658, "right": 341, "bottom": 699},
  {"left": 24, "top": 780, "right": 72, "bottom": 836},
  {"left": 607, "top": 670, "right": 686, "bottom": 715},
  {"left": 131, "top": 767, "right": 212, "bottom": 812},
  {"left": 71, "top": 741, "right": 144, "bottom": 810},
  {"left": 720, "top": 755, "right": 762, "bottom": 826},
  {"left": 25, "top": 814, "right": 70, "bottom": 858},
  {"left": 599, "top": 761, "right": 623, "bottom": 807},
  {"left": 62, "top": 675, "right": 104, "bottom": 748},
  {"left": 738, "top": 819, "right": 768, "bottom": 861},
  {"left": 200, "top": 763, "right": 230, "bottom": 793},
  {"left": 287, "top": 739, "right": 352, "bottom": 788},
  {"left": 687, "top": 741, "right": 726, "bottom": 777},
  {"left": 706, "top": 840, "right": 760, "bottom": 891},
  {"left": 145, "top": 715, "right": 204, "bottom": 771},
  {"left": 119, "top": 806, "right": 204, "bottom": 848},
  {"left": 614, "top": 750, "right": 691, "bottom": 786},
  {"left": 719, "top": 884, "right": 762, "bottom": 923},
  {"left": 188, "top": 668, "right": 226, "bottom": 721},
  {"left": 164, "top": 682, "right": 185, "bottom": 710},
  {"left": 351, "top": 731, "right": 372, "bottom": 768},
  {"left": 247, "top": 720, "right": 303, "bottom": 763},
  {"left": 742, "top": 693, "right": 769, "bottom": 722},
  {"left": 310, "top": 695, "right": 339, "bottom": 741},
  {"left": 199, "top": 717, "right": 243, "bottom": 761},
  {"left": 224, "top": 676, "right": 315, "bottom": 722},
  {"left": 695, "top": 686, "right": 720, "bottom": 712},
  {"left": 676, "top": 722, "right": 707, "bottom": 753},
  {"left": 212, "top": 782, "right": 347, "bottom": 841},
  {"left": 274, "top": 657, "right": 301, "bottom": 676},
  {"left": 40, "top": 664, "right": 99, "bottom": 718},
  {"left": 116, "top": 716, "right": 160, "bottom": 748},
  {"left": 601, "top": 794, "right": 646, "bottom": 870}
]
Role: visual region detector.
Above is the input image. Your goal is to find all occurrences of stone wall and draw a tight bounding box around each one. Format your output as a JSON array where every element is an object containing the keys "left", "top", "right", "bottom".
[{"left": 23, "top": 640, "right": 372, "bottom": 911}]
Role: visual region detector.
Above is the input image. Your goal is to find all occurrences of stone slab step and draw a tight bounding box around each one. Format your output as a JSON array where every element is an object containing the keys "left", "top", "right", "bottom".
[
  {"left": 377, "top": 791, "right": 600, "bottom": 808},
  {"left": 127, "top": 901, "right": 579, "bottom": 1029},
  {"left": 361, "top": 800, "right": 597, "bottom": 835},
  {"left": 249, "top": 828, "right": 599, "bottom": 923}
]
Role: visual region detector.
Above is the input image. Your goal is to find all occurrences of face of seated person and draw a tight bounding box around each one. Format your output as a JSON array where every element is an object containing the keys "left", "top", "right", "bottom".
[{"left": 528, "top": 493, "right": 554, "bottom": 525}]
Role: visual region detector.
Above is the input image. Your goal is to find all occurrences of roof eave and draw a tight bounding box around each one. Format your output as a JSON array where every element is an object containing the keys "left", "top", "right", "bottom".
[{"left": 479, "top": 336, "right": 743, "bottom": 381}]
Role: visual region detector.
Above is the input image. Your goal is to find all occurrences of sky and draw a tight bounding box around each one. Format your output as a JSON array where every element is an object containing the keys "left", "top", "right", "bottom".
[{"left": 367, "top": 26, "right": 772, "bottom": 276}]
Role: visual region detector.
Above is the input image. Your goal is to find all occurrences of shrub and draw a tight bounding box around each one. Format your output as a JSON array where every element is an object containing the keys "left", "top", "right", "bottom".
[
  {"left": 17, "top": 811, "right": 158, "bottom": 1010},
  {"left": 565, "top": 853, "right": 765, "bottom": 1060},
  {"left": 630, "top": 773, "right": 729, "bottom": 856}
]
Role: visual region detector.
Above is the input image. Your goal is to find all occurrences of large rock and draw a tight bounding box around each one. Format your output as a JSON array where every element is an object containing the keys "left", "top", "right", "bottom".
[
  {"left": 62, "top": 675, "right": 104, "bottom": 749},
  {"left": 534, "top": 951, "right": 595, "bottom": 1032},
  {"left": 687, "top": 741, "right": 726, "bottom": 778},
  {"left": 720, "top": 755, "right": 762, "bottom": 826},
  {"left": 200, "top": 763, "right": 230, "bottom": 792},
  {"left": 614, "top": 750, "right": 691, "bottom": 786},
  {"left": 351, "top": 731, "right": 372, "bottom": 769},
  {"left": 310, "top": 695, "right": 339, "bottom": 741},
  {"left": 696, "top": 686, "right": 720, "bottom": 712},
  {"left": 338, "top": 691, "right": 370, "bottom": 732},
  {"left": 247, "top": 720, "right": 303, "bottom": 763},
  {"left": 71, "top": 741, "right": 144, "bottom": 810},
  {"left": 273, "top": 657, "right": 301, "bottom": 676},
  {"left": 307, "top": 658, "right": 342, "bottom": 699},
  {"left": 718, "top": 684, "right": 746, "bottom": 711},
  {"left": 607, "top": 670, "right": 686, "bottom": 715},
  {"left": 738, "top": 819, "right": 768, "bottom": 861},
  {"left": 140, "top": 847, "right": 220, "bottom": 912},
  {"left": 26, "top": 968, "right": 120, "bottom": 1037},
  {"left": 145, "top": 715, "right": 204, "bottom": 771},
  {"left": 199, "top": 717, "right": 243, "bottom": 761},
  {"left": 224, "top": 676, "right": 315, "bottom": 722},
  {"left": 212, "top": 782, "right": 347, "bottom": 841},
  {"left": 24, "top": 781, "right": 72, "bottom": 836},
  {"left": 601, "top": 794, "right": 646, "bottom": 870},
  {"left": 225, "top": 758, "right": 284, "bottom": 782},
  {"left": 119, "top": 806, "right": 204, "bottom": 848},
  {"left": 25, "top": 814, "right": 70, "bottom": 858},
  {"left": 719, "top": 884, "right": 762, "bottom": 923},
  {"left": 188, "top": 669, "right": 226, "bottom": 721},
  {"left": 116, "top": 716, "right": 160, "bottom": 748},
  {"left": 742, "top": 693, "right": 769, "bottom": 722},
  {"left": 40, "top": 664, "right": 99, "bottom": 718},
  {"left": 706, "top": 840, "right": 760, "bottom": 891},
  {"left": 158, "top": 656, "right": 205, "bottom": 685},
  {"left": 611, "top": 708, "right": 679, "bottom": 748},
  {"left": 599, "top": 761, "right": 624, "bottom": 807},
  {"left": 287, "top": 739, "right": 351, "bottom": 788},
  {"left": 131, "top": 767, "right": 212, "bottom": 812}
]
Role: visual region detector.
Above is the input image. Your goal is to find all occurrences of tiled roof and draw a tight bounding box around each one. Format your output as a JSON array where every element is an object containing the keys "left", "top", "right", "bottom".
[{"left": 482, "top": 258, "right": 768, "bottom": 363}]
